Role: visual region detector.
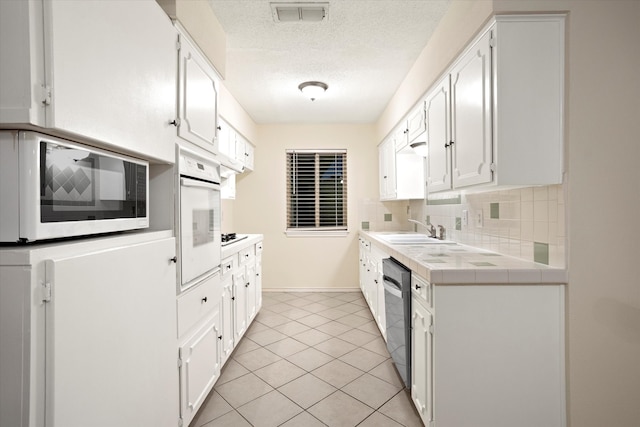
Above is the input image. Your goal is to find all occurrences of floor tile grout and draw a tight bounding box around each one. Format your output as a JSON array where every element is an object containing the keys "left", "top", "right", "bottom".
[{"left": 191, "top": 291, "right": 423, "bottom": 427}]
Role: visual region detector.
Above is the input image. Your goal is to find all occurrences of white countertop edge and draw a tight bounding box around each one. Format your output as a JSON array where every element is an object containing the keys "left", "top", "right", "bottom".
[{"left": 360, "top": 230, "right": 567, "bottom": 285}]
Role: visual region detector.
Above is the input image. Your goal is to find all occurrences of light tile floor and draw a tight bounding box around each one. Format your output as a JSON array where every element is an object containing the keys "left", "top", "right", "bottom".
[{"left": 190, "top": 291, "right": 424, "bottom": 427}]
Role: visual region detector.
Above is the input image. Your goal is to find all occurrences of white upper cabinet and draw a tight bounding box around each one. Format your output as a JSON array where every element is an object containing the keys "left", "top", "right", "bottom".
[
  {"left": 217, "top": 118, "right": 236, "bottom": 159},
  {"left": 425, "top": 76, "right": 452, "bottom": 192},
  {"left": 492, "top": 15, "right": 565, "bottom": 186},
  {"left": 424, "top": 14, "right": 565, "bottom": 194},
  {"left": 176, "top": 26, "right": 219, "bottom": 154},
  {"left": 406, "top": 101, "right": 427, "bottom": 145},
  {"left": 450, "top": 29, "right": 494, "bottom": 189},
  {"left": 244, "top": 141, "right": 255, "bottom": 171},
  {"left": 379, "top": 124, "right": 425, "bottom": 201},
  {"left": 393, "top": 103, "right": 426, "bottom": 153},
  {"left": 0, "top": 0, "right": 177, "bottom": 163},
  {"left": 378, "top": 136, "right": 397, "bottom": 200}
]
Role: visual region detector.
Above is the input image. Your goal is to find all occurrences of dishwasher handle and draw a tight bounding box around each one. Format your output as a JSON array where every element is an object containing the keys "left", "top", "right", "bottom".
[{"left": 382, "top": 275, "right": 403, "bottom": 298}]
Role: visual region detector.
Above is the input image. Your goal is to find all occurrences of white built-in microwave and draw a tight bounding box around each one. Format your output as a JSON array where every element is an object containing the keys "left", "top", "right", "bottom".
[{"left": 0, "top": 131, "right": 149, "bottom": 243}]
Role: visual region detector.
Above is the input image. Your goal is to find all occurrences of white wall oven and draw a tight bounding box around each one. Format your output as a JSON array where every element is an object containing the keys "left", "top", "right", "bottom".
[
  {"left": 177, "top": 147, "right": 221, "bottom": 293},
  {"left": 0, "top": 131, "right": 149, "bottom": 243}
]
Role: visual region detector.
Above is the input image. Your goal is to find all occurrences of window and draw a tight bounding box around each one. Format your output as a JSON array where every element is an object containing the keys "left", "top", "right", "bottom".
[{"left": 286, "top": 149, "right": 347, "bottom": 235}]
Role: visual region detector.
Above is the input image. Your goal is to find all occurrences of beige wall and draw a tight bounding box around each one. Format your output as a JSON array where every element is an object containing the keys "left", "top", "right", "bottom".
[
  {"left": 376, "top": 0, "right": 494, "bottom": 142},
  {"left": 233, "top": 124, "right": 378, "bottom": 290}
]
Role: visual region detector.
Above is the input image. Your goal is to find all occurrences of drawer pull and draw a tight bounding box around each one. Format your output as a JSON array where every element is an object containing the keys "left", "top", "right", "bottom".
[
  {"left": 201, "top": 297, "right": 208, "bottom": 303},
  {"left": 415, "top": 284, "right": 422, "bottom": 290},
  {"left": 218, "top": 335, "right": 223, "bottom": 340},
  {"left": 169, "top": 256, "right": 177, "bottom": 263}
]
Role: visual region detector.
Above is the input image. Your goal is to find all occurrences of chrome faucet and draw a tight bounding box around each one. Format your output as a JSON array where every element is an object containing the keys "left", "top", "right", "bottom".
[
  {"left": 437, "top": 225, "right": 446, "bottom": 240},
  {"left": 407, "top": 219, "right": 437, "bottom": 238}
]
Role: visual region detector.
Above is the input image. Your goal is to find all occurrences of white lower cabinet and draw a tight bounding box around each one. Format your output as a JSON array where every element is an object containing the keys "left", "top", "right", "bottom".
[
  {"left": 178, "top": 311, "right": 221, "bottom": 427},
  {"left": 409, "top": 276, "right": 566, "bottom": 427},
  {"left": 0, "top": 232, "right": 179, "bottom": 427},
  {"left": 358, "top": 239, "right": 388, "bottom": 339},
  {"left": 177, "top": 237, "right": 263, "bottom": 425},
  {"left": 222, "top": 238, "right": 264, "bottom": 353},
  {"left": 177, "top": 271, "right": 222, "bottom": 427},
  {"left": 233, "top": 269, "right": 248, "bottom": 342},
  {"left": 411, "top": 274, "right": 433, "bottom": 426},
  {"left": 220, "top": 258, "right": 235, "bottom": 365}
]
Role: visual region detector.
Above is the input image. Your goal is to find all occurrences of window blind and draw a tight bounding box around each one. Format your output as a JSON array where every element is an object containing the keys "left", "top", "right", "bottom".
[{"left": 286, "top": 149, "right": 347, "bottom": 232}]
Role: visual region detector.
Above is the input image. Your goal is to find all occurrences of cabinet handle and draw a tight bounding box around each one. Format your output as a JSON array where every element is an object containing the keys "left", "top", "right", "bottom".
[
  {"left": 169, "top": 119, "right": 178, "bottom": 127},
  {"left": 218, "top": 335, "right": 223, "bottom": 340},
  {"left": 415, "top": 284, "right": 421, "bottom": 290},
  {"left": 201, "top": 297, "right": 208, "bottom": 303},
  {"left": 170, "top": 256, "right": 177, "bottom": 263},
  {"left": 374, "top": 279, "right": 378, "bottom": 284},
  {"left": 444, "top": 142, "right": 450, "bottom": 148},
  {"left": 217, "top": 125, "right": 222, "bottom": 130}
]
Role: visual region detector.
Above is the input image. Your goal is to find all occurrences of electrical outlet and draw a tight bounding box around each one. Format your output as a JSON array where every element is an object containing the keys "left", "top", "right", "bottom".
[
  {"left": 462, "top": 210, "right": 468, "bottom": 228},
  {"left": 476, "top": 210, "right": 483, "bottom": 228}
]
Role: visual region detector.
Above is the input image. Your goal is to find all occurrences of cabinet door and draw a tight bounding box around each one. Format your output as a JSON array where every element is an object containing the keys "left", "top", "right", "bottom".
[
  {"left": 45, "top": 237, "right": 178, "bottom": 427},
  {"left": 425, "top": 75, "right": 452, "bottom": 193},
  {"left": 450, "top": 29, "right": 493, "bottom": 189},
  {"left": 255, "top": 252, "right": 263, "bottom": 311},
  {"left": 235, "top": 134, "right": 247, "bottom": 165},
  {"left": 407, "top": 102, "right": 426, "bottom": 144},
  {"left": 220, "top": 276, "right": 234, "bottom": 365},
  {"left": 411, "top": 297, "right": 433, "bottom": 427},
  {"left": 48, "top": 0, "right": 177, "bottom": 163},
  {"left": 375, "top": 264, "right": 386, "bottom": 340},
  {"left": 217, "top": 119, "right": 234, "bottom": 158},
  {"left": 177, "top": 30, "right": 219, "bottom": 154},
  {"left": 244, "top": 142, "right": 255, "bottom": 171},
  {"left": 358, "top": 242, "right": 367, "bottom": 291},
  {"left": 365, "top": 258, "right": 378, "bottom": 316},
  {"left": 378, "top": 138, "right": 396, "bottom": 200},
  {"left": 178, "top": 311, "right": 221, "bottom": 427},
  {"left": 233, "top": 272, "right": 247, "bottom": 343},
  {"left": 245, "top": 263, "right": 257, "bottom": 323}
]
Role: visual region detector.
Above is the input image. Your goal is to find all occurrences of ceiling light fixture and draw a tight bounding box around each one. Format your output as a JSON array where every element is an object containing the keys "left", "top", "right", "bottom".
[
  {"left": 410, "top": 141, "right": 428, "bottom": 157},
  {"left": 298, "top": 81, "right": 328, "bottom": 101}
]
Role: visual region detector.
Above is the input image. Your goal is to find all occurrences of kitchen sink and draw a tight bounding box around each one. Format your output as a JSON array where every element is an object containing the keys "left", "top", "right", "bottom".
[{"left": 376, "top": 233, "right": 456, "bottom": 245}]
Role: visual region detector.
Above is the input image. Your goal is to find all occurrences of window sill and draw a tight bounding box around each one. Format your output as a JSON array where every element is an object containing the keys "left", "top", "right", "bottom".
[{"left": 285, "top": 230, "right": 349, "bottom": 237}]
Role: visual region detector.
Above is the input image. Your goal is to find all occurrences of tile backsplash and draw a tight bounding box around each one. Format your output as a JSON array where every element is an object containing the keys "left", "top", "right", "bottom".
[{"left": 359, "top": 184, "right": 566, "bottom": 268}]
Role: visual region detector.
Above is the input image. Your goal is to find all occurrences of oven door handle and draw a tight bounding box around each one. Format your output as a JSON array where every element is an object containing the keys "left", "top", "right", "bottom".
[
  {"left": 180, "top": 177, "right": 220, "bottom": 190},
  {"left": 382, "top": 276, "right": 403, "bottom": 298}
]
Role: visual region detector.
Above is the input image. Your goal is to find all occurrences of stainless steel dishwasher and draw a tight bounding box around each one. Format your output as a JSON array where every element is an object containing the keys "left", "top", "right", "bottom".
[{"left": 382, "top": 257, "right": 412, "bottom": 388}]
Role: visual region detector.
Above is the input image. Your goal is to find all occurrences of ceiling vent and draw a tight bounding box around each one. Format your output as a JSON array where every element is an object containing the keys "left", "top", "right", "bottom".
[{"left": 270, "top": 2, "right": 329, "bottom": 23}]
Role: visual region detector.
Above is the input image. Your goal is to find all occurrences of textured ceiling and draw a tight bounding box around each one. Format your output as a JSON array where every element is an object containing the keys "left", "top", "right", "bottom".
[{"left": 208, "top": 0, "right": 451, "bottom": 124}]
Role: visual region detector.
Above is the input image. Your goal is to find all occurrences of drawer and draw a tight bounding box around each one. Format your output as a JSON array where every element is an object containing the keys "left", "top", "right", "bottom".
[
  {"left": 221, "top": 256, "right": 235, "bottom": 279},
  {"left": 177, "top": 272, "right": 220, "bottom": 338},
  {"left": 255, "top": 241, "right": 263, "bottom": 254},
  {"left": 411, "top": 273, "right": 432, "bottom": 309},
  {"left": 238, "top": 246, "right": 255, "bottom": 266}
]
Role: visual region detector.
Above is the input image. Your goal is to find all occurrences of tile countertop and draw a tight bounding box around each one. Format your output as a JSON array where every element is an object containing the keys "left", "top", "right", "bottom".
[
  {"left": 360, "top": 231, "right": 567, "bottom": 285},
  {"left": 221, "top": 234, "right": 263, "bottom": 259}
]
